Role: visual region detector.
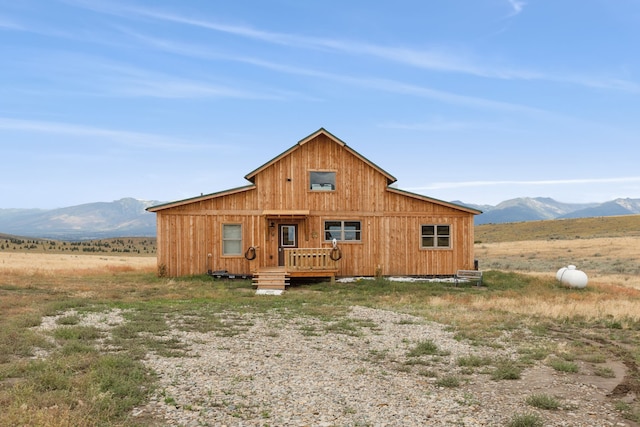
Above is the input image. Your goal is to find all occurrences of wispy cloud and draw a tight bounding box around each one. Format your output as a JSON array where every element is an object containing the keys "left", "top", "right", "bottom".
[
  {"left": 65, "top": 0, "right": 640, "bottom": 93},
  {"left": 130, "top": 7, "right": 539, "bottom": 80},
  {"left": 111, "top": 30, "right": 549, "bottom": 114},
  {"left": 10, "top": 49, "right": 289, "bottom": 100},
  {"left": 407, "top": 176, "right": 640, "bottom": 191},
  {"left": 0, "top": 18, "right": 24, "bottom": 30},
  {"left": 105, "top": 73, "right": 282, "bottom": 100},
  {"left": 567, "top": 75, "right": 640, "bottom": 94},
  {"left": 0, "top": 117, "right": 213, "bottom": 150},
  {"left": 507, "top": 0, "right": 526, "bottom": 17},
  {"left": 0, "top": 15, "right": 80, "bottom": 39},
  {"left": 129, "top": 4, "right": 640, "bottom": 92},
  {"left": 354, "top": 77, "right": 552, "bottom": 115},
  {"left": 64, "top": 1, "right": 541, "bottom": 80},
  {"left": 379, "top": 118, "right": 510, "bottom": 132},
  {"left": 91, "top": 60, "right": 285, "bottom": 100}
]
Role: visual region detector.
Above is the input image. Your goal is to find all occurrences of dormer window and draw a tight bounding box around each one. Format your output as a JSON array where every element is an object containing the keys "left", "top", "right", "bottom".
[{"left": 309, "top": 171, "right": 335, "bottom": 191}]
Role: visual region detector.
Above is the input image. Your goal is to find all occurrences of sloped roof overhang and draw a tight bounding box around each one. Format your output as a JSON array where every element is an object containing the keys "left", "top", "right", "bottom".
[
  {"left": 244, "top": 128, "right": 397, "bottom": 186},
  {"left": 386, "top": 187, "right": 482, "bottom": 215},
  {"left": 146, "top": 185, "right": 255, "bottom": 212}
]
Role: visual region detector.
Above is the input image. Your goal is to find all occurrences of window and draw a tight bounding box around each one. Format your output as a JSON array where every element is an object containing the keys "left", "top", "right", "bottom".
[
  {"left": 324, "top": 220, "right": 361, "bottom": 241},
  {"left": 222, "top": 224, "right": 242, "bottom": 255},
  {"left": 421, "top": 224, "right": 450, "bottom": 248},
  {"left": 310, "top": 171, "right": 336, "bottom": 191},
  {"left": 280, "top": 225, "right": 296, "bottom": 247}
]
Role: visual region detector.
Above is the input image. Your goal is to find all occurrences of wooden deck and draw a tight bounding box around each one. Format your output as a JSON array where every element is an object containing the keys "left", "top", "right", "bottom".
[
  {"left": 284, "top": 247, "right": 339, "bottom": 272},
  {"left": 252, "top": 248, "right": 339, "bottom": 292}
]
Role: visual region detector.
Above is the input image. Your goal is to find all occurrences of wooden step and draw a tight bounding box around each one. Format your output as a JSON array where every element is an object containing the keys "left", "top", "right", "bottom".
[{"left": 252, "top": 268, "right": 289, "bottom": 292}]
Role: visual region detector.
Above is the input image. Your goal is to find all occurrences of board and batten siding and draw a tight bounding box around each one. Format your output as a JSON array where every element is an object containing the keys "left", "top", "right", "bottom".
[
  {"left": 152, "top": 130, "right": 478, "bottom": 277},
  {"left": 252, "top": 134, "right": 389, "bottom": 213},
  {"left": 155, "top": 189, "right": 263, "bottom": 277}
]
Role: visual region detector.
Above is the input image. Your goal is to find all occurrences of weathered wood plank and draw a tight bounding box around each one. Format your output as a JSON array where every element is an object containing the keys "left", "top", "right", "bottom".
[{"left": 153, "top": 131, "right": 477, "bottom": 278}]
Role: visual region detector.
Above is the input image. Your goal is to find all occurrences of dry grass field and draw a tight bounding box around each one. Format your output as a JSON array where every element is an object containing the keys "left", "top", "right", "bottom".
[
  {"left": 0, "top": 252, "right": 156, "bottom": 276},
  {"left": 0, "top": 216, "right": 639, "bottom": 426},
  {"left": 471, "top": 216, "right": 640, "bottom": 324},
  {"left": 476, "top": 236, "right": 640, "bottom": 288},
  {"left": 476, "top": 215, "right": 640, "bottom": 288}
]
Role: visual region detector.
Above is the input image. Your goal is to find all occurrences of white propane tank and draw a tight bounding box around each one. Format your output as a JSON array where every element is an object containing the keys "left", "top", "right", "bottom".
[{"left": 556, "top": 265, "right": 588, "bottom": 289}]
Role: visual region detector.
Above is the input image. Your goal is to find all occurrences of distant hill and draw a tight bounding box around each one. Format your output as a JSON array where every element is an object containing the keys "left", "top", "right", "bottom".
[
  {"left": 2, "top": 196, "right": 640, "bottom": 239},
  {"left": 559, "top": 198, "right": 640, "bottom": 219},
  {"left": 460, "top": 197, "right": 640, "bottom": 225},
  {"left": 475, "top": 214, "right": 640, "bottom": 243},
  {"left": 0, "top": 198, "right": 160, "bottom": 240}
]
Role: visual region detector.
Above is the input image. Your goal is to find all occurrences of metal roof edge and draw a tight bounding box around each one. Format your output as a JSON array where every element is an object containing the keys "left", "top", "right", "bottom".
[
  {"left": 244, "top": 128, "right": 396, "bottom": 184},
  {"left": 386, "top": 187, "right": 483, "bottom": 215},
  {"left": 146, "top": 185, "right": 256, "bottom": 212},
  {"left": 244, "top": 128, "right": 333, "bottom": 181}
]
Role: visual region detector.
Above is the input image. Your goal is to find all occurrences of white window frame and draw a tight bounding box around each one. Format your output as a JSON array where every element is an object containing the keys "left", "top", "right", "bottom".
[
  {"left": 222, "top": 223, "right": 242, "bottom": 256},
  {"left": 324, "top": 220, "right": 361, "bottom": 242},
  {"left": 421, "top": 224, "right": 451, "bottom": 249},
  {"left": 309, "top": 171, "right": 336, "bottom": 191}
]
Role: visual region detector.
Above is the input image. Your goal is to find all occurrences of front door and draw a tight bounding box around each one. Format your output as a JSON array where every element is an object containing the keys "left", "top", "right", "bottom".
[{"left": 278, "top": 224, "right": 297, "bottom": 266}]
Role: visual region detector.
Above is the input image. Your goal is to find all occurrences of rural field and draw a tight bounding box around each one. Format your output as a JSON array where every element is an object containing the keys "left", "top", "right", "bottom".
[{"left": 0, "top": 216, "right": 639, "bottom": 426}]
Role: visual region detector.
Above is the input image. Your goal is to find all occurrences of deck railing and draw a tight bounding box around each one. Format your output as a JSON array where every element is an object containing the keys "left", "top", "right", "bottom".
[{"left": 284, "top": 248, "right": 338, "bottom": 271}]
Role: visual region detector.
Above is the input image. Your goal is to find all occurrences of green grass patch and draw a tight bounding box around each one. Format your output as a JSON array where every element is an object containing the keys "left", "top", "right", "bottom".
[
  {"left": 52, "top": 325, "right": 102, "bottom": 341},
  {"left": 89, "top": 354, "right": 154, "bottom": 417},
  {"left": 525, "top": 393, "right": 560, "bottom": 410},
  {"left": 59, "top": 340, "right": 97, "bottom": 356},
  {"left": 491, "top": 359, "right": 522, "bottom": 380},
  {"left": 517, "top": 345, "right": 552, "bottom": 365},
  {"left": 457, "top": 354, "right": 492, "bottom": 367},
  {"left": 406, "top": 339, "right": 439, "bottom": 357},
  {"left": 549, "top": 358, "right": 580, "bottom": 373},
  {"left": 615, "top": 401, "right": 640, "bottom": 423},
  {"left": 506, "top": 412, "right": 545, "bottom": 427},
  {"left": 0, "top": 322, "right": 52, "bottom": 362},
  {"left": 435, "top": 375, "right": 461, "bottom": 388},
  {"left": 324, "top": 318, "right": 366, "bottom": 336},
  {"left": 56, "top": 314, "right": 81, "bottom": 325},
  {"left": 593, "top": 366, "right": 616, "bottom": 378}
]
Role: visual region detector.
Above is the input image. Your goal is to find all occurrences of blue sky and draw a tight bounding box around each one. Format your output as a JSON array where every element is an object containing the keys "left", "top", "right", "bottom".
[{"left": 2, "top": 0, "right": 640, "bottom": 209}]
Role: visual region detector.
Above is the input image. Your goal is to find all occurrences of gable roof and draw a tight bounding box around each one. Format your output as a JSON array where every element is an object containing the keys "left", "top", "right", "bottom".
[
  {"left": 387, "top": 187, "right": 482, "bottom": 215},
  {"left": 147, "top": 128, "right": 481, "bottom": 216},
  {"left": 146, "top": 185, "right": 255, "bottom": 212},
  {"left": 244, "top": 128, "right": 397, "bottom": 185}
]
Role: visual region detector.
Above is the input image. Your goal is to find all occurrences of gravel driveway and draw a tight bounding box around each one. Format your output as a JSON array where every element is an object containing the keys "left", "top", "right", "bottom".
[{"left": 126, "top": 306, "right": 630, "bottom": 427}]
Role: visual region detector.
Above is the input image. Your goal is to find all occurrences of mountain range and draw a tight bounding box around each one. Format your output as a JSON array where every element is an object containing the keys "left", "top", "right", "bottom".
[
  {"left": 461, "top": 197, "right": 640, "bottom": 225},
  {"left": 1, "top": 197, "right": 639, "bottom": 240},
  {"left": 0, "top": 198, "right": 160, "bottom": 240}
]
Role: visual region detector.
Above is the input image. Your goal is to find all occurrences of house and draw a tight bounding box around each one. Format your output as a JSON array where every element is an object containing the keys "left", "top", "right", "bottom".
[{"left": 147, "top": 128, "right": 481, "bottom": 289}]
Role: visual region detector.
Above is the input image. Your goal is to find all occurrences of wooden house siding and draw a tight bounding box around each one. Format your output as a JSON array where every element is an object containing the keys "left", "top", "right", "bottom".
[
  {"left": 251, "top": 133, "right": 390, "bottom": 213},
  {"left": 149, "top": 129, "right": 480, "bottom": 278}
]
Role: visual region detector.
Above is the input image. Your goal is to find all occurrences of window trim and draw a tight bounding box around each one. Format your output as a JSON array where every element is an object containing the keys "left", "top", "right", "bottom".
[
  {"left": 420, "top": 224, "right": 451, "bottom": 249},
  {"left": 222, "top": 223, "right": 242, "bottom": 256},
  {"left": 323, "top": 220, "right": 362, "bottom": 242},
  {"left": 309, "top": 170, "right": 336, "bottom": 192}
]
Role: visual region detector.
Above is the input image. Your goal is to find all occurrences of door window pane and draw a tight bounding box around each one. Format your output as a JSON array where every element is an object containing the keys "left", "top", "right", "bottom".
[{"left": 281, "top": 226, "right": 296, "bottom": 247}]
